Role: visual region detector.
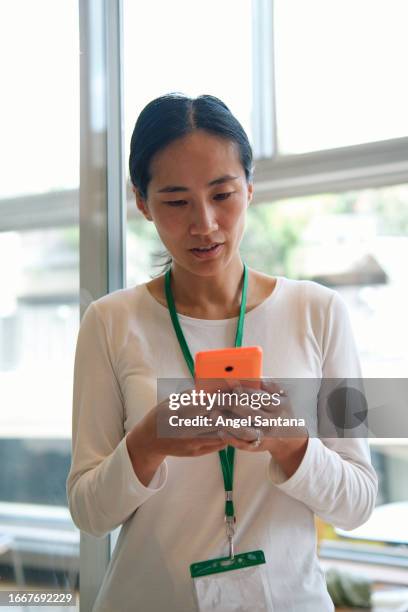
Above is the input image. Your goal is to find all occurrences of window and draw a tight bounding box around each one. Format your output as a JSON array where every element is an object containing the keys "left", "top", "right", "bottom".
[
  {"left": 241, "top": 184, "right": 408, "bottom": 377},
  {"left": 0, "top": 0, "right": 79, "bottom": 601},
  {"left": 274, "top": 0, "right": 408, "bottom": 154},
  {"left": 0, "top": 1, "right": 79, "bottom": 197}
]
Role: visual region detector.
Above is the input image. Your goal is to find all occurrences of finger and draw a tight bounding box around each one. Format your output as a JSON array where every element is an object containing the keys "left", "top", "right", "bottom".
[
  {"left": 221, "top": 435, "right": 262, "bottom": 452},
  {"left": 175, "top": 412, "right": 226, "bottom": 438},
  {"left": 221, "top": 387, "right": 281, "bottom": 413},
  {"left": 195, "top": 429, "right": 225, "bottom": 441},
  {"left": 237, "top": 379, "right": 263, "bottom": 392},
  {"left": 219, "top": 424, "right": 261, "bottom": 443},
  {"left": 194, "top": 443, "right": 228, "bottom": 456},
  {"left": 196, "top": 439, "right": 229, "bottom": 450},
  {"left": 177, "top": 437, "right": 228, "bottom": 452},
  {"left": 219, "top": 404, "right": 267, "bottom": 425},
  {"left": 260, "top": 379, "right": 287, "bottom": 397},
  {"left": 188, "top": 439, "right": 229, "bottom": 455},
  {"left": 195, "top": 378, "right": 237, "bottom": 397},
  {"left": 221, "top": 403, "right": 258, "bottom": 419}
]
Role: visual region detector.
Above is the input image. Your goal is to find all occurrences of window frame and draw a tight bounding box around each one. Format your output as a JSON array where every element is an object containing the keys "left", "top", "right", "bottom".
[{"left": 77, "top": 1, "right": 125, "bottom": 610}]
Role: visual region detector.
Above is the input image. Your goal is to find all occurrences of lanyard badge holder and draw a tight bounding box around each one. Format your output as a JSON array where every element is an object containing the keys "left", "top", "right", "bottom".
[{"left": 165, "top": 263, "right": 274, "bottom": 612}]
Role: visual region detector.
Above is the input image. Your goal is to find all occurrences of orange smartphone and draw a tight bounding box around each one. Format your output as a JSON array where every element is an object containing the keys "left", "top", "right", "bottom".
[{"left": 195, "top": 346, "right": 263, "bottom": 388}]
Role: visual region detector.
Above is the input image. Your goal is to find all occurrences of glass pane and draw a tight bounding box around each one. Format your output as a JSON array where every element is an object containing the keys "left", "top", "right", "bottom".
[
  {"left": 123, "top": 0, "right": 253, "bottom": 165},
  {"left": 275, "top": 0, "right": 408, "bottom": 154},
  {"left": 0, "top": 1, "right": 79, "bottom": 198},
  {"left": 241, "top": 184, "right": 408, "bottom": 377},
  {"left": 0, "top": 1, "right": 79, "bottom": 606}
]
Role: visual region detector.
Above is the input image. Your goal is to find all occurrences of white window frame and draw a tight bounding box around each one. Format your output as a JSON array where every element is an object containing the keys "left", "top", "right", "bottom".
[
  {"left": 77, "top": 1, "right": 125, "bottom": 610},
  {"left": 252, "top": 136, "right": 408, "bottom": 203}
]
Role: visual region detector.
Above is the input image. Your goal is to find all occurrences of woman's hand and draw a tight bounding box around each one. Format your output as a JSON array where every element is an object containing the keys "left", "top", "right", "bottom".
[
  {"left": 126, "top": 384, "right": 228, "bottom": 485},
  {"left": 215, "top": 379, "right": 309, "bottom": 478},
  {"left": 126, "top": 379, "right": 309, "bottom": 484}
]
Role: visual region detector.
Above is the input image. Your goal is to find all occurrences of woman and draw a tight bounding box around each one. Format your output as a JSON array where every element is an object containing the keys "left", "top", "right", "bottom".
[{"left": 67, "top": 93, "right": 378, "bottom": 611}]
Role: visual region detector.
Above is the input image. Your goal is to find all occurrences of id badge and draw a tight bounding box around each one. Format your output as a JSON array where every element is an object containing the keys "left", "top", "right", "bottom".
[{"left": 190, "top": 550, "right": 274, "bottom": 612}]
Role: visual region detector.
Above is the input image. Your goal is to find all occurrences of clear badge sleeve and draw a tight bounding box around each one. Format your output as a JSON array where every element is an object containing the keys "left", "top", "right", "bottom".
[{"left": 190, "top": 550, "right": 274, "bottom": 612}]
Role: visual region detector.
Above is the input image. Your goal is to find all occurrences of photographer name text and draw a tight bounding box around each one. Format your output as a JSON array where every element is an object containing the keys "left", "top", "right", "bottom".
[{"left": 168, "top": 415, "right": 305, "bottom": 428}]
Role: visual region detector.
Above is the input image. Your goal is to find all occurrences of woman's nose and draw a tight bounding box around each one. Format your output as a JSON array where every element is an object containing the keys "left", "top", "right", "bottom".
[{"left": 189, "top": 202, "right": 219, "bottom": 235}]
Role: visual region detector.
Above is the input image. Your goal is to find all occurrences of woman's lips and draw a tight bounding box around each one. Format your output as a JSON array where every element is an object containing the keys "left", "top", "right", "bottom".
[{"left": 189, "top": 243, "right": 224, "bottom": 259}]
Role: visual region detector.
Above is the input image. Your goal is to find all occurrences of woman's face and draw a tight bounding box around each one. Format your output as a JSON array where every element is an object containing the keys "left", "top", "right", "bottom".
[{"left": 135, "top": 130, "right": 253, "bottom": 277}]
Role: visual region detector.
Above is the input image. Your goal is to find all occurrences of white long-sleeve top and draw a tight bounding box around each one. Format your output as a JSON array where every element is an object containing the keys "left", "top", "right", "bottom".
[{"left": 66, "top": 276, "right": 378, "bottom": 612}]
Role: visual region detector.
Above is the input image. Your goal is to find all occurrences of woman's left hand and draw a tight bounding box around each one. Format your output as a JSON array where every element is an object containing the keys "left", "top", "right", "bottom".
[{"left": 216, "top": 379, "right": 309, "bottom": 475}]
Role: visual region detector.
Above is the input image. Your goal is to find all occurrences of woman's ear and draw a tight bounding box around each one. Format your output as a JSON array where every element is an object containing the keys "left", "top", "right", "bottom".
[
  {"left": 247, "top": 182, "right": 254, "bottom": 207},
  {"left": 134, "top": 187, "right": 153, "bottom": 221}
]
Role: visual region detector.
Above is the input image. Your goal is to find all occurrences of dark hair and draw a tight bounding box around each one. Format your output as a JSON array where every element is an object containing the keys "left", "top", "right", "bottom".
[
  {"left": 129, "top": 93, "right": 254, "bottom": 274},
  {"left": 129, "top": 93, "right": 253, "bottom": 198}
]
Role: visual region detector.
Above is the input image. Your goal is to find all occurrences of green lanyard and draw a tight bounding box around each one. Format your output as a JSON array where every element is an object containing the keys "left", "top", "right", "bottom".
[{"left": 164, "top": 262, "right": 248, "bottom": 557}]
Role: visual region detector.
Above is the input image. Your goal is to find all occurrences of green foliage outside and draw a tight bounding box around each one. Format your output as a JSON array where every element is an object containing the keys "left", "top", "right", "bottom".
[{"left": 240, "top": 201, "right": 309, "bottom": 277}]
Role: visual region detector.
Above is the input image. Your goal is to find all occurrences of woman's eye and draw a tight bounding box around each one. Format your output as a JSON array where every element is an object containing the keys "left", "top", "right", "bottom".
[
  {"left": 214, "top": 192, "right": 234, "bottom": 201},
  {"left": 163, "top": 192, "right": 235, "bottom": 205},
  {"left": 164, "top": 200, "right": 187, "bottom": 207}
]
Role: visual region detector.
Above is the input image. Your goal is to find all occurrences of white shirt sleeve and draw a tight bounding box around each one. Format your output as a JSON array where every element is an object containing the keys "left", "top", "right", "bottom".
[
  {"left": 268, "top": 291, "right": 378, "bottom": 530},
  {"left": 66, "top": 302, "right": 168, "bottom": 538}
]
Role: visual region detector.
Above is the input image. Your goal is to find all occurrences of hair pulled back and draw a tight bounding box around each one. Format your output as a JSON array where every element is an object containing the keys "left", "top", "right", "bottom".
[{"left": 129, "top": 93, "right": 253, "bottom": 199}]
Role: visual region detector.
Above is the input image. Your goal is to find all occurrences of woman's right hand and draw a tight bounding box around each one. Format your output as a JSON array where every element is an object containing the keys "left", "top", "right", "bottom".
[{"left": 126, "top": 386, "right": 228, "bottom": 485}]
